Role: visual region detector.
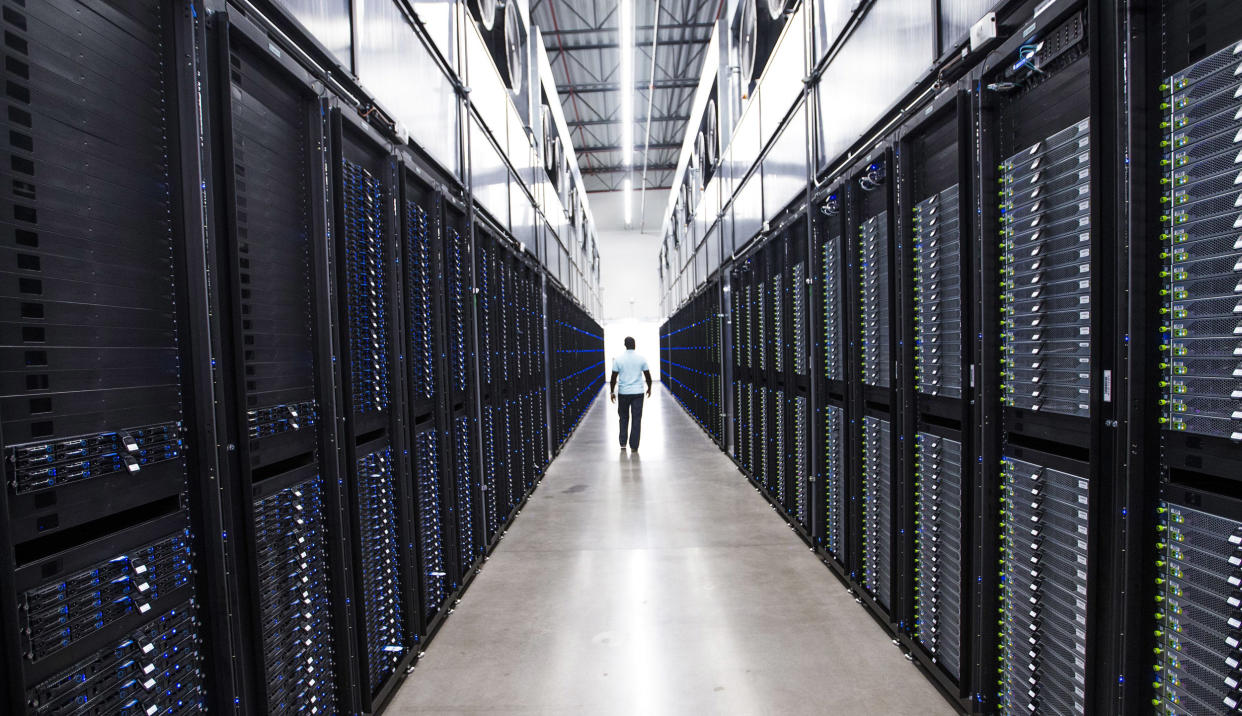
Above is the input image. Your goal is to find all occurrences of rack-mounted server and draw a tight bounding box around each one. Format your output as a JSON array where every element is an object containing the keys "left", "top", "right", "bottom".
[
  {"left": 1155, "top": 26, "right": 1242, "bottom": 716},
  {"left": 1160, "top": 40, "right": 1242, "bottom": 441},
  {"left": 548, "top": 284, "right": 605, "bottom": 453},
  {"left": 862, "top": 416, "right": 893, "bottom": 610},
  {"left": 861, "top": 211, "right": 892, "bottom": 390},
  {"left": 659, "top": 285, "right": 723, "bottom": 445},
  {"left": 658, "top": 1, "right": 1242, "bottom": 714},
  {"left": 914, "top": 187, "right": 963, "bottom": 400},
  {"left": 0, "top": 0, "right": 215, "bottom": 712},
  {"left": 0, "top": 0, "right": 605, "bottom": 712},
  {"left": 913, "top": 432, "right": 961, "bottom": 679},
  {"left": 1000, "top": 119, "right": 1093, "bottom": 418}
]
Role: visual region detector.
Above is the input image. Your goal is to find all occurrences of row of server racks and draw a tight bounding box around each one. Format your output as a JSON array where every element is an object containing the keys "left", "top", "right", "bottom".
[
  {"left": 0, "top": 1, "right": 605, "bottom": 714},
  {"left": 658, "top": 289, "right": 726, "bottom": 447},
  {"left": 660, "top": 0, "right": 1242, "bottom": 713}
]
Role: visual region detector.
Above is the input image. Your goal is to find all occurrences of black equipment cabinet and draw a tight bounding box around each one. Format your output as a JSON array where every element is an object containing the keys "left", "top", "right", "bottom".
[
  {"left": 329, "top": 107, "right": 416, "bottom": 711},
  {"left": 846, "top": 148, "right": 903, "bottom": 622},
  {"left": 812, "top": 183, "right": 851, "bottom": 572},
  {"left": 1147, "top": 1, "right": 1242, "bottom": 714},
  {"left": 442, "top": 200, "right": 484, "bottom": 582},
  {"left": 547, "top": 281, "right": 605, "bottom": 453},
  {"left": 891, "top": 87, "right": 997, "bottom": 707},
  {"left": 0, "top": 0, "right": 220, "bottom": 713},
  {"left": 785, "top": 217, "right": 814, "bottom": 537},
  {"left": 660, "top": 282, "right": 723, "bottom": 445},
  {"left": 399, "top": 158, "right": 458, "bottom": 635},
  {"left": 209, "top": 10, "right": 355, "bottom": 714},
  {"left": 977, "top": 3, "right": 1118, "bottom": 711}
]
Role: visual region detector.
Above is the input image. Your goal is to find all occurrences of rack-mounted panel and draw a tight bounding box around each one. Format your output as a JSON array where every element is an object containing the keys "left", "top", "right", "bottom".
[
  {"left": 331, "top": 108, "right": 413, "bottom": 709},
  {"left": 0, "top": 1, "right": 213, "bottom": 712},
  {"left": 213, "top": 17, "right": 349, "bottom": 711},
  {"left": 913, "top": 187, "right": 963, "bottom": 400},
  {"left": 1000, "top": 119, "right": 1093, "bottom": 419}
]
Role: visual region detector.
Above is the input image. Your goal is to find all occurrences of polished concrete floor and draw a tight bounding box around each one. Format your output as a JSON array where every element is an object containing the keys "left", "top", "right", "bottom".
[{"left": 389, "top": 386, "right": 954, "bottom": 715}]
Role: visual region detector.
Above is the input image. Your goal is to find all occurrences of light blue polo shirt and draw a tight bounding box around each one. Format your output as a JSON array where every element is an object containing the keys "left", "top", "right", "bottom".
[{"left": 612, "top": 350, "right": 649, "bottom": 394}]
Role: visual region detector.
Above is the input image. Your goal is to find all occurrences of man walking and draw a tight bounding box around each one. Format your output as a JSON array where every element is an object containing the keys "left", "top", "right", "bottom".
[{"left": 610, "top": 337, "right": 652, "bottom": 451}]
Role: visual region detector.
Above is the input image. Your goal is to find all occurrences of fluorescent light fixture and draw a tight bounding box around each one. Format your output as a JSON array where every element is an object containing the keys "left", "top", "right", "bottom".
[
  {"left": 619, "top": 0, "right": 634, "bottom": 169},
  {"left": 624, "top": 177, "right": 633, "bottom": 225}
]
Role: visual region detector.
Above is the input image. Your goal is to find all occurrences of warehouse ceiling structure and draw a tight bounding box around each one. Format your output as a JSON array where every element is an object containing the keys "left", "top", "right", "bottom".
[{"left": 531, "top": 0, "right": 720, "bottom": 193}]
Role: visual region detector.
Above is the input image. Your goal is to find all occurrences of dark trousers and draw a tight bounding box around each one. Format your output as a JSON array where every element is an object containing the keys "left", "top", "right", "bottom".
[{"left": 617, "top": 393, "right": 644, "bottom": 449}]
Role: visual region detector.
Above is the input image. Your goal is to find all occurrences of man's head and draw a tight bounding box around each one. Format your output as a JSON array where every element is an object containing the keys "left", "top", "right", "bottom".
[{"left": 624, "top": 337, "right": 636, "bottom": 350}]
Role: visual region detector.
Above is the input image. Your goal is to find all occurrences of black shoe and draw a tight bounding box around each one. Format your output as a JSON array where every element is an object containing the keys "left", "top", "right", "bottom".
[{"left": 619, "top": 445, "right": 627, "bottom": 450}]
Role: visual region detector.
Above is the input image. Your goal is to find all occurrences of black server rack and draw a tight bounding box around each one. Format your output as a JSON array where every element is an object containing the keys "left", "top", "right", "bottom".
[
  {"left": 783, "top": 217, "right": 814, "bottom": 540},
  {"left": 211, "top": 12, "right": 351, "bottom": 713},
  {"left": 443, "top": 203, "right": 484, "bottom": 581},
  {"left": 721, "top": 207, "right": 814, "bottom": 541},
  {"left": 475, "top": 232, "right": 506, "bottom": 542},
  {"left": 475, "top": 228, "right": 553, "bottom": 548},
  {"left": 978, "top": 3, "right": 1115, "bottom": 712},
  {"left": 526, "top": 262, "right": 550, "bottom": 484},
  {"left": 813, "top": 190, "right": 851, "bottom": 571},
  {"left": 892, "top": 86, "right": 995, "bottom": 707},
  {"left": 1151, "top": 2, "right": 1242, "bottom": 713},
  {"left": 0, "top": 0, "right": 217, "bottom": 713},
  {"left": 548, "top": 284, "right": 605, "bottom": 453},
  {"left": 729, "top": 259, "right": 753, "bottom": 474},
  {"left": 659, "top": 283, "right": 723, "bottom": 445},
  {"left": 849, "top": 151, "right": 902, "bottom": 622},
  {"left": 398, "top": 158, "right": 456, "bottom": 636},
  {"left": 330, "top": 108, "right": 415, "bottom": 709}
]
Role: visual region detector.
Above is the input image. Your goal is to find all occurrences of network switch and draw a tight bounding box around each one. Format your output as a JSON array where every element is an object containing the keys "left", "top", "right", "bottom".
[
  {"left": 1000, "top": 120, "right": 1092, "bottom": 418},
  {"left": 861, "top": 213, "right": 891, "bottom": 388},
  {"left": 862, "top": 416, "right": 892, "bottom": 608},
  {"left": 914, "top": 187, "right": 963, "bottom": 398}
]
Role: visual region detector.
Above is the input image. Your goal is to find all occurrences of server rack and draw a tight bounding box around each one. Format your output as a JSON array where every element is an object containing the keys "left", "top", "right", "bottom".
[
  {"left": 548, "top": 284, "right": 605, "bottom": 453},
  {"left": 474, "top": 226, "right": 554, "bottom": 551},
  {"left": 892, "top": 87, "right": 995, "bottom": 707},
  {"left": 398, "top": 156, "right": 459, "bottom": 639},
  {"left": 813, "top": 187, "right": 851, "bottom": 572},
  {"left": 659, "top": 282, "right": 724, "bottom": 445},
  {"left": 330, "top": 107, "right": 416, "bottom": 710},
  {"left": 1150, "top": 2, "right": 1242, "bottom": 714},
  {"left": 848, "top": 150, "right": 903, "bottom": 622},
  {"left": 210, "top": 11, "right": 353, "bottom": 713},
  {"left": 978, "top": 4, "right": 1116, "bottom": 711},
  {"left": 0, "top": 1, "right": 215, "bottom": 713},
  {"left": 729, "top": 258, "right": 754, "bottom": 475},
  {"left": 442, "top": 201, "right": 484, "bottom": 582}
]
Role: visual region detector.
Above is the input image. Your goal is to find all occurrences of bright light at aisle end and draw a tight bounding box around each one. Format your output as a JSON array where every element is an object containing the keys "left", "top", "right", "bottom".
[{"left": 624, "top": 177, "right": 633, "bottom": 226}]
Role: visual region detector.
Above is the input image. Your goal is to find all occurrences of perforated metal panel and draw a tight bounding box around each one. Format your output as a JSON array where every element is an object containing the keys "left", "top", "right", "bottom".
[
  {"left": 914, "top": 433, "right": 962, "bottom": 679},
  {"left": 862, "top": 417, "right": 892, "bottom": 608},
  {"left": 999, "top": 455, "right": 1089, "bottom": 714},
  {"left": 914, "top": 186, "right": 963, "bottom": 399},
  {"left": 1161, "top": 40, "right": 1242, "bottom": 439},
  {"left": 1000, "top": 120, "right": 1092, "bottom": 418},
  {"left": 1155, "top": 502, "right": 1242, "bottom": 714},
  {"left": 861, "top": 213, "right": 891, "bottom": 388}
]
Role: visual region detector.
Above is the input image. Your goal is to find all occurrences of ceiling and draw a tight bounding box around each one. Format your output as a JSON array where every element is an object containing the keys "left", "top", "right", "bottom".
[{"left": 530, "top": 0, "right": 721, "bottom": 193}]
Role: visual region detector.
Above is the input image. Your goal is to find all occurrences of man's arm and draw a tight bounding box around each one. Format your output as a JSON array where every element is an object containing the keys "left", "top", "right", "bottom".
[
  {"left": 610, "top": 371, "right": 619, "bottom": 403},
  {"left": 644, "top": 370, "right": 652, "bottom": 398}
]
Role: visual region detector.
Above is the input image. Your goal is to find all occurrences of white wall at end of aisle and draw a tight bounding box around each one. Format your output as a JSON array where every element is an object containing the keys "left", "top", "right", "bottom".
[
  {"left": 592, "top": 189, "right": 669, "bottom": 324},
  {"left": 604, "top": 319, "right": 662, "bottom": 381}
]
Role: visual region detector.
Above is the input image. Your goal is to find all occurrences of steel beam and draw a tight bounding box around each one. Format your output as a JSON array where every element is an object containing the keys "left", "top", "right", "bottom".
[
  {"left": 568, "top": 115, "right": 690, "bottom": 127},
  {"left": 562, "top": 79, "right": 698, "bottom": 93},
  {"left": 581, "top": 163, "right": 676, "bottom": 175}
]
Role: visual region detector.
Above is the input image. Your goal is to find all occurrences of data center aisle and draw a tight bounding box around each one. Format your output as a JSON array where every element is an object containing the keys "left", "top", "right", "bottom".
[{"left": 389, "top": 386, "right": 951, "bottom": 715}]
